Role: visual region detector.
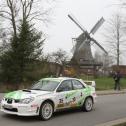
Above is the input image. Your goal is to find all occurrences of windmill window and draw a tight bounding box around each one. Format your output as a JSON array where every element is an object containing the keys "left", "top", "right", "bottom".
[{"left": 80, "top": 58, "right": 84, "bottom": 62}]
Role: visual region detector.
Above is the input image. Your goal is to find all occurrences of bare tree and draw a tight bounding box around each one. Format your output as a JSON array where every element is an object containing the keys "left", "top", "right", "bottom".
[
  {"left": 0, "top": 0, "right": 19, "bottom": 37},
  {"left": 0, "top": 17, "right": 9, "bottom": 54},
  {"left": 20, "top": 0, "right": 53, "bottom": 22},
  {"left": 52, "top": 49, "right": 68, "bottom": 65},
  {"left": 103, "top": 13, "right": 126, "bottom": 66},
  {"left": 52, "top": 49, "right": 69, "bottom": 76},
  {"left": 0, "top": 0, "right": 55, "bottom": 38}
]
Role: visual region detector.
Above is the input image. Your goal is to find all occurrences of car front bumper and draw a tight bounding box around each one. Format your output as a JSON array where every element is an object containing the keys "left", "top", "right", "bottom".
[{"left": 0, "top": 100, "right": 40, "bottom": 116}]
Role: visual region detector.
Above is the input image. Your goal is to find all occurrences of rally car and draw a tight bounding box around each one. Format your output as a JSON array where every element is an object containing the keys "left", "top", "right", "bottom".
[{"left": 1, "top": 77, "right": 97, "bottom": 120}]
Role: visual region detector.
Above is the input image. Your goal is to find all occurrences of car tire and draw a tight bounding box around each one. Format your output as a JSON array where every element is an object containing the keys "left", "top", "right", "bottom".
[
  {"left": 39, "top": 101, "right": 54, "bottom": 121},
  {"left": 82, "top": 97, "right": 93, "bottom": 112}
]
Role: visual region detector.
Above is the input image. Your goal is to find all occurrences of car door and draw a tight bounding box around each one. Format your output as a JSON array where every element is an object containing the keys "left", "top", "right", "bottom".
[
  {"left": 72, "top": 79, "right": 86, "bottom": 107},
  {"left": 56, "top": 80, "right": 76, "bottom": 109}
]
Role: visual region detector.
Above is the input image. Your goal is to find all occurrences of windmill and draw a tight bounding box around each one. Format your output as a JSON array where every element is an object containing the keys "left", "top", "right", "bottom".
[{"left": 68, "top": 14, "right": 107, "bottom": 67}]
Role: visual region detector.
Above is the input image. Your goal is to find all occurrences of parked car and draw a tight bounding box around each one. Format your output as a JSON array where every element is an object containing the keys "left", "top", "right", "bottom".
[{"left": 1, "top": 77, "right": 97, "bottom": 120}]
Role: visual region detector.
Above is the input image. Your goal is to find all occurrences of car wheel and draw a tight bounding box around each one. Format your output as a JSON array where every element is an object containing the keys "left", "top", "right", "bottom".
[
  {"left": 83, "top": 97, "right": 93, "bottom": 112},
  {"left": 39, "top": 101, "right": 53, "bottom": 121}
]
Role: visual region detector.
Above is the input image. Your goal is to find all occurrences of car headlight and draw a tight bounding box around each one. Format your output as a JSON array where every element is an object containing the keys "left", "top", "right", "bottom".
[
  {"left": 1, "top": 98, "right": 5, "bottom": 102},
  {"left": 20, "top": 97, "right": 34, "bottom": 104}
]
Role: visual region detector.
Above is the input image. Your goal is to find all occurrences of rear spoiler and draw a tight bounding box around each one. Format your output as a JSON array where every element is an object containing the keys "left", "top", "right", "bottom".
[{"left": 83, "top": 81, "right": 96, "bottom": 88}]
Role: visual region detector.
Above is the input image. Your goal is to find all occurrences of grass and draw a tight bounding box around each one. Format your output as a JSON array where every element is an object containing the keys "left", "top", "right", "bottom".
[
  {"left": 80, "top": 76, "right": 126, "bottom": 91},
  {"left": 0, "top": 76, "right": 126, "bottom": 92},
  {"left": 114, "top": 122, "right": 126, "bottom": 126}
]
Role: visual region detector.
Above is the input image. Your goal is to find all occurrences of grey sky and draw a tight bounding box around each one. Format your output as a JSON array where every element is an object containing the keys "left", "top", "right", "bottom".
[
  {"left": 43, "top": 0, "right": 120, "bottom": 55},
  {"left": 1, "top": 0, "right": 124, "bottom": 64}
]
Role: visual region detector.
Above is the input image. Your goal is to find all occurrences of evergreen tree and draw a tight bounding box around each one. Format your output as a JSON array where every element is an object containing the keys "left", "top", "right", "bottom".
[
  {"left": 17, "top": 19, "right": 44, "bottom": 82},
  {"left": 0, "top": 20, "right": 44, "bottom": 83}
]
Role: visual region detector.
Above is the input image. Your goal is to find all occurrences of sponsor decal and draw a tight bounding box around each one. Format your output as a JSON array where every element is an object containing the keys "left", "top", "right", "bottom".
[
  {"left": 31, "top": 104, "right": 39, "bottom": 108},
  {"left": 57, "top": 96, "right": 78, "bottom": 108},
  {"left": 72, "top": 97, "right": 76, "bottom": 102},
  {"left": 70, "top": 102, "right": 77, "bottom": 107},
  {"left": 57, "top": 98, "right": 65, "bottom": 108},
  {"left": 57, "top": 103, "right": 65, "bottom": 108},
  {"left": 65, "top": 91, "right": 78, "bottom": 99},
  {"left": 59, "top": 98, "right": 64, "bottom": 104}
]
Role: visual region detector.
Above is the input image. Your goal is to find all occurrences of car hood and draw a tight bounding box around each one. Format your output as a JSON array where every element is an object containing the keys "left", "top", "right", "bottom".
[{"left": 4, "top": 89, "right": 52, "bottom": 99}]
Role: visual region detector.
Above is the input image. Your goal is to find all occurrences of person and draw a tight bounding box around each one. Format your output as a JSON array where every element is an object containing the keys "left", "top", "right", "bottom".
[{"left": 113, "top": 71, "right": 121, "bottom": 91}]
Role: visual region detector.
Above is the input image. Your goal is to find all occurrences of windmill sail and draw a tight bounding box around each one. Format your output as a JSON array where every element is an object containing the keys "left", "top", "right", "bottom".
[
  {"left": 68, "top": 14, "right": 87, "bottom": 33},
  {"left": 91, "top": 37, "right": 108, "bottom": 54},
  {"left": 90, "top": 17, "right": 105, "bottom": 34}
]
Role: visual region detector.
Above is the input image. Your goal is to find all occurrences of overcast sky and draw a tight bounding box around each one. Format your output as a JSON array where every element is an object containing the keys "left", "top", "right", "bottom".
[
  {"left": 43, "top": 0, "right": 121, "bottom": 55},
  {"left": 1, "top": 0, "right": 124, "bottom": 63}
]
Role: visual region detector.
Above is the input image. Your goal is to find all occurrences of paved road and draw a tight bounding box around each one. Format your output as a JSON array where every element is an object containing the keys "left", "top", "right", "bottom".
[{"left": 0, "top": 93, "right": 126, "bottom": 126}]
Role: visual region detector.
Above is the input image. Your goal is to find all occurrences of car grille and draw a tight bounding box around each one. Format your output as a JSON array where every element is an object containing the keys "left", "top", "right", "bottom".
[
  {"left": 14, "top": 99, "right": 20, "bottom": 103},
  {"left": 5, "top": 98, "right": 20, "bottom": 104},
  {"left": 4, "top": 108, "right": 18, "bottom": 112},
  {"left": 7, "top": 99, "right": 12, "bottom": 104}
]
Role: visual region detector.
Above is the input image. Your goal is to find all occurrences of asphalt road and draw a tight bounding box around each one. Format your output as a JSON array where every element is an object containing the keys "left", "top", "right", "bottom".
[{"left": 0, "top": 93, "right": 126, "bottom": 126}]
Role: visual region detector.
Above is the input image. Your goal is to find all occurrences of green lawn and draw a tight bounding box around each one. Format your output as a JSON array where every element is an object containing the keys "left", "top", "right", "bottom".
[
  {"left": 114, "top": 122, "right": 126, "bottom": 126},
  {"left": 0, "top": 76, "right": 126, "bottom": 92},
  {"left": 80, "top": 76, "right": 126, "bottom": 91}
]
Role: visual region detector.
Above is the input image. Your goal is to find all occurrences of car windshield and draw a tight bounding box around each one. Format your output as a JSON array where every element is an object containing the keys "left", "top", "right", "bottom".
[{"left": 30, "top": 80, "right": 60, "bottom": 91}]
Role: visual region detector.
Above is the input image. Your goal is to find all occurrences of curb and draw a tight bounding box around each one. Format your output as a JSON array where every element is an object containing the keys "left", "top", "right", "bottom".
[
  {"left": 95, "top": 117, "right": 126, "bottom": 126},
  {"left": 97, "top": 90, "right": 126, "bottom": 96}
]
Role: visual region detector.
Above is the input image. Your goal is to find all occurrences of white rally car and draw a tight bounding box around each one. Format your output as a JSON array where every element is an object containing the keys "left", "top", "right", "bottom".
[{"left": 1, "top": 77, "right": 97, "bottom": 120}]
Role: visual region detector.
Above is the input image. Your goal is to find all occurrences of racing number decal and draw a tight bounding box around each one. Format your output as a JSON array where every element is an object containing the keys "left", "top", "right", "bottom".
[
  {"left": 72, "top": 97, "right": 76, "bottom": 102},
  {"left": 57, "top": 98, "right": 65, "bottom": 108},
  {"left": 57, "top": 91, "right": 79, "bottom": 108},
  {"left": 80, "top": 92, "right": 83, "bottom": 97},
  {"left": 59, "top": 98, "right": 64, "bottom": 104}
]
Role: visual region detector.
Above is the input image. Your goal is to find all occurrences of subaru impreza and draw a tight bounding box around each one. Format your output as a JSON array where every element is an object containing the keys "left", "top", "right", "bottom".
[{"left": 1, "top": 77, "right": 97, "bottom": 120}]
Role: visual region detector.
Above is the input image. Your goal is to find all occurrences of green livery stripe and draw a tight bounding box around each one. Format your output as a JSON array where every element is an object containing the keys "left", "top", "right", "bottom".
[
  {"left": 77, "top": 97, "right": 85, "bottom": 106},
  {"left": 65, "top": 91, "right": 78, "bottom": 99},
  {"left": 84, "top": 87, "right": 91, "bottom": 95},
  {"left": 5, "top": 91, "right": 23, "bottom": 99},
  {"left": 77, "top": 87, "right": 92, "bottom": 106}
]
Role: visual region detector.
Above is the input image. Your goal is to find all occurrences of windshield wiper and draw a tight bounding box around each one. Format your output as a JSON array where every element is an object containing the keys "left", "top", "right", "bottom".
[
  {"left": 30, "top": 88, "right": 42, "bottom": 90},
  {"left": 31, "top": 89, "right": 50, "bottom": 91},
  {"left": 22, "top": 89, "right": 31, "bottom": 92}
]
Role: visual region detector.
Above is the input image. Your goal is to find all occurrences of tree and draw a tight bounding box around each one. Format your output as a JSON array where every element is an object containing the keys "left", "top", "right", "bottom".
[
  {"left": 52, "top": 49, "right": 68, "bottom": 65},
  {"left": 0, "top": 18, "right": 6, "bottom": 53},
  {"left": 94, "top": 50, "right": 114, "bottom": 76},
  {"left": 0, "top": 0, "right": 54, "bottom": 83},
  {"left": 52, "top": 49, "right": 68, "bottom": 76},
  {"left": 0, "top": 21, "right": 45, "bottom": 83},
  {"left": 0, "top": 0, "right": 19, "bottom": 37},
  {"left": 0, "top": 0, "right": 54, "bottom": 37},
  {"left": 103, "top": 13, "right": 126, "bottom": 66}
]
